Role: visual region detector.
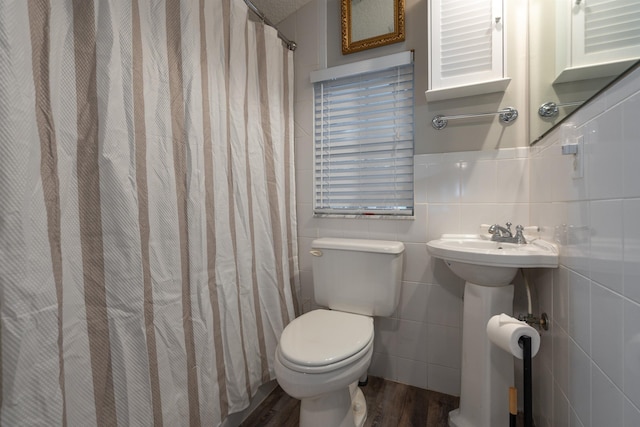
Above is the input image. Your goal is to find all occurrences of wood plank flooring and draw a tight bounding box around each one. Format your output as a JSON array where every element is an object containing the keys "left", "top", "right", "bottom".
[{"left": 240, "top": 376, "right": 460, "bottom": 427}]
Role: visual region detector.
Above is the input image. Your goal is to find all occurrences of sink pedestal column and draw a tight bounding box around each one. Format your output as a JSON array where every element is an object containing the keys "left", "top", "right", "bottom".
[{"left": 449, "top": 282, "right": 514, "bottom": 427}]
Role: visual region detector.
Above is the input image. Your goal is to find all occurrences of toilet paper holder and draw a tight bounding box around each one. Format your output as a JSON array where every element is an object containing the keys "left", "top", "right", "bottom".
[{"left": 518, "top": 313, "right": 549, "bottom": 331}]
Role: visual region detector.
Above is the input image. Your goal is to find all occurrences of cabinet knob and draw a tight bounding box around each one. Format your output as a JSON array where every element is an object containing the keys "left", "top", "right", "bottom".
[{"left": 495, "top": 16, "right": 501, "bottom": 24}]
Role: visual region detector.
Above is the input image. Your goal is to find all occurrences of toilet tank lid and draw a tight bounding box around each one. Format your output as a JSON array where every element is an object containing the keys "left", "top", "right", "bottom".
[{"left": 312, "top": 238, "right": 405, "bottom": 254}]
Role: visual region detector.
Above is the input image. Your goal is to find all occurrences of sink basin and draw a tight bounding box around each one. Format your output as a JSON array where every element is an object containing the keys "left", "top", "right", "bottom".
[{"left": 427, "top": 234, "right": 559, "bottom": 286}]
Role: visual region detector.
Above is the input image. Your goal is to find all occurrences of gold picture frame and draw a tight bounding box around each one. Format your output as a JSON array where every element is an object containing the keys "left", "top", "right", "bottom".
[{"left": 341, "top": 0, "right": 405, "bottom": 55}]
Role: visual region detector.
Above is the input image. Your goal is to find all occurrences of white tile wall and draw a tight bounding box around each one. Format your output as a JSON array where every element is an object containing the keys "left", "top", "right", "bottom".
[
  {"left": 591, "top": 283, "right": 624, "bottom": 389},
  {"left": 592, "top": 364, "right": 624, "bottom": 427},
  {"left": 552, "top": 321, "right": 569, "bottom": 402},
  {"left": 571, "top": 409, "right": 586, "bottom": 427},
  {"left": 623, "top": 199, "right": 640, "bottom": 304},
  {"left": 625, "top": 398, "right": 640, "bottom": 427},
  {"left": 568, "top": 270, "right": 590, "bottom": 352},
  {"left": 622, "top": 94, "right": 640, "bottom": 199},
  {"left": 590, "top": 200, "right": 624, "bottom": 294},
  {"left": 530, "top": 65, "right": 640, "bottom": 426},
  {"left": 553, "top": 380, "right": 569, "bottom": 427},
  {"left": 568, "top": 339, "right": 591, "bottom": 427},
  {"left": 623, "top": 299, "right": 640, "bottom": 409}
]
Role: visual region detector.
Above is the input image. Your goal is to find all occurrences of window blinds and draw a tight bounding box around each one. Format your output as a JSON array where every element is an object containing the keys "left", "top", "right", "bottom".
[{"left": 312, "top": 53, "right": 414, "bottom": 216}]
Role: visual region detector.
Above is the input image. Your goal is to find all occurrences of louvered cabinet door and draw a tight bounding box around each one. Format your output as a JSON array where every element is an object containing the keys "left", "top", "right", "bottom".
[
  {"left": 571, "top": 0, "right": 640, "bottom": 68},
  {"left": 429, "top": 0, "right": 504, "bottom": 90}
]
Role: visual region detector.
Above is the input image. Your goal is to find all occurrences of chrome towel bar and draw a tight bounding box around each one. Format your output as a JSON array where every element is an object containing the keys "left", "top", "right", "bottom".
[
  {"left": 538, "top": 101, "right": 583, "bottom": 118},
  {"left": 431, "top": 107, "right": 518, "bottom": 130}
]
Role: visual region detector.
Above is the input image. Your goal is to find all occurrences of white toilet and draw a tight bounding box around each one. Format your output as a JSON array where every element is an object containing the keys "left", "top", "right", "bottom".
[{"left": 275, "top": 237, "right": 404, "bottom": 427}]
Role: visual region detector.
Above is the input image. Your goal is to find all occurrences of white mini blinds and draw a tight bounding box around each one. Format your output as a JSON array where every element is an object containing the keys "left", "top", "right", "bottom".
[{"left": 311, "top": 52, "right": 414, "bottom": 216}]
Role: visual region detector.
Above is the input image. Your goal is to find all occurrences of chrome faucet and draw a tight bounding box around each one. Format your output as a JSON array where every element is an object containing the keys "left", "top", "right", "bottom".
[{"left": 488, "top": 222, "right": 527, "bottom": 244}]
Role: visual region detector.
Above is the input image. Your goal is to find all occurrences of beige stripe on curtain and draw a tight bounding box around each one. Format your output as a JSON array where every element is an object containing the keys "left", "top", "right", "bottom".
[
  {"left": 72, "top": 0, "right": 118, "bottom": 425},
  {"left": 0, "top": 0, "right": 297, "bottom": 426},
  {"left": 132, "top": 0, "right": 164, "bottom": 425}
]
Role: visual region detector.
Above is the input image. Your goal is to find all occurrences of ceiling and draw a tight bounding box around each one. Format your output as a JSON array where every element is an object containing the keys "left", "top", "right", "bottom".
[{"left": 248, "top": 0, "right": 315, "bottom": 25}]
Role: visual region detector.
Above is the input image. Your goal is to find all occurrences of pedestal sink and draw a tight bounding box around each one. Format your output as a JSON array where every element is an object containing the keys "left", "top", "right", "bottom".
[{"left": 427, "top": 234, "right": 558, "bottom": 427}]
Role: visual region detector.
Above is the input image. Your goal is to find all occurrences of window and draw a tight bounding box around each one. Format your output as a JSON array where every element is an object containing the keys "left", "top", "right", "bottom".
[{"left": 310, "top": 51, "right": 414, "bottom": 216}]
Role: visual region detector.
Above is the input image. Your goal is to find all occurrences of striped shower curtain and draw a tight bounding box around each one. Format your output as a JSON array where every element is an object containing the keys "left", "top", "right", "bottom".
[{"left": 0, "top": 0, "right": 298, "bottom": 425}]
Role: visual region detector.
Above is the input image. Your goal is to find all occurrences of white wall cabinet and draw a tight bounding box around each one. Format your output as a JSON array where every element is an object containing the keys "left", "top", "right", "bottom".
[
  {"left": 555, "top": 0, "right": 640, "bottom": 83},
  {"left": 426, "top": 0, "right": 509, "bottom": 101}
]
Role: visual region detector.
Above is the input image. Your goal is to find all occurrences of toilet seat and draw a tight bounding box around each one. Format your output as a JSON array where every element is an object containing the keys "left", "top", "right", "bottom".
[{"left": 278, "top": 309, "right": 374, "bottom": 374}]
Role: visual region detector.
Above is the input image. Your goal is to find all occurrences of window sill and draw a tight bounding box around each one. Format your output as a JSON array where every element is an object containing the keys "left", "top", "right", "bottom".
[{"left": 313, "top": 214, "right": 414, "bottom": 220}]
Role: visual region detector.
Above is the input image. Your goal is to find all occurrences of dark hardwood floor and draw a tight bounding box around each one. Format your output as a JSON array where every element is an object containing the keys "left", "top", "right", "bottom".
[{"left": 240, "top": 376, "right": 460, "bottom": 427}]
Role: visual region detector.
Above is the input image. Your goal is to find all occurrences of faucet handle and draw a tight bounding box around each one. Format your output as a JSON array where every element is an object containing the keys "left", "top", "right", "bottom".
[{"left": 515, "top": 224, "right": 527, "bottom": 244}]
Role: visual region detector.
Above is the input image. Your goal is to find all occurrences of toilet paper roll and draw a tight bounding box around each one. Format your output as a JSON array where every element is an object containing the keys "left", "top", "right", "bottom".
[{"left": 486, "top": 314, "right": 540, "bottom": 359}]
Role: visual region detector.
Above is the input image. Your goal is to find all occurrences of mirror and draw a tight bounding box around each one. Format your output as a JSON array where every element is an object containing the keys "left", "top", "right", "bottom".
[
  {"left": 528, "top": 0, "right": 640, "bottom": 144},
  {"left": 341, "top": 0, "right": 405, "bottom": 55}
]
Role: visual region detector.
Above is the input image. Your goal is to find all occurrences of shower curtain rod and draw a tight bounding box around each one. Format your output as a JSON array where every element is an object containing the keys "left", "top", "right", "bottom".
[{"left": 244, "top": 0, "right": 297, "bottom": 51}]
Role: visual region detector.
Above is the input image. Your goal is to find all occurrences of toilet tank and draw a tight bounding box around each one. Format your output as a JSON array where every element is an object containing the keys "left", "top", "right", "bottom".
[{"left": 311, "top": 238, "right": 405, "bottom": 317}]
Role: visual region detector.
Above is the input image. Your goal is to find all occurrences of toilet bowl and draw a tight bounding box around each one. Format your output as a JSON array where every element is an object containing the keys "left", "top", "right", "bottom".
[
  {"left": 274, "top": 309, "right": 373, "bottom": 427},
  {"left": 274, "top": 238, "right": 404, "bottom": 427}
]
